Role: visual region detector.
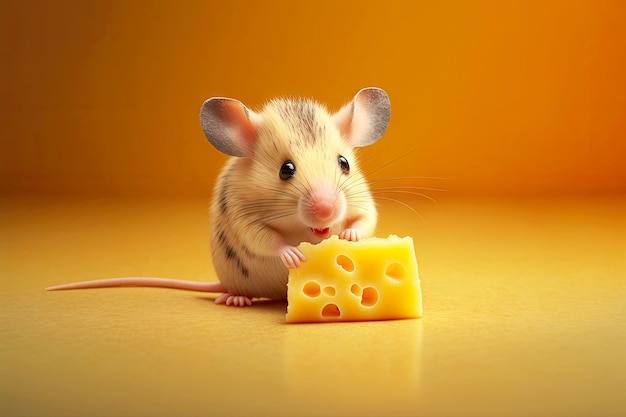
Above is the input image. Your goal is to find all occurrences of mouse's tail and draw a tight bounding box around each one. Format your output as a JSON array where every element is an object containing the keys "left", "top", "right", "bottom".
[{"left": 45, "top": 277, "right": 228, "bottom": 293}]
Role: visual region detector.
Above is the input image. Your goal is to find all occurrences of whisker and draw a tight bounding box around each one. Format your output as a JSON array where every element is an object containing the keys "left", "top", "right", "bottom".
[
  {"left": 291, "top": 178, "right": 309, "bottom": 198},
  {"left": 246, "top": 211, "right": 298, "bottom": 227},
  {"left": 367, "top": 176, "right": 446, "bottom": 183},
  {"left": 370, "top": 190, "right": 437, "bottom": 202},
  {"left": 339, "top": 173, "right": 370, "bottom": 194},
  {"left": 374, "top": 196, "right": 425, "bottom": 223},
  {"left": 370, "top": 185, "right": 446, "bottom": 192},
  {"left": 358, "top": 147, "right": 419, "bottom": 178},
  {"left": 346, "top": 203, "right": 374, "bottom": 213},
  {"left": 354, "top": 151, "right": 380, "bottom": 167}
]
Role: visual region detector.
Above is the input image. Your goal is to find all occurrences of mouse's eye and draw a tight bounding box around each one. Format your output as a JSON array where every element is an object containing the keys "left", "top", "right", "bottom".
[
  {"left": 338, "top": 155, "right": 350, "bottom": 175},
  {"left": 279, "top": 160, "right": 296, "bottom": 180}
]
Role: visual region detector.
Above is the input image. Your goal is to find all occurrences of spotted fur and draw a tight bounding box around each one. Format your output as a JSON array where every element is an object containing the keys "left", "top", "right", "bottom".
[{"left": 208, "top": 89, "right": 390, "bottom": 300}]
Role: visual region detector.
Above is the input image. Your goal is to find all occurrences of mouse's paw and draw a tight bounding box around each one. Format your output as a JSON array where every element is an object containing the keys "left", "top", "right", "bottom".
[
  {"left": 280, "top": 245, "right": 306, "bottom": 269},
  {"left": 339, "top": 228, "right": 361, "bottom": 242},
  {"left": 215, "top": 292, "right": 253, "bottom": 307}
]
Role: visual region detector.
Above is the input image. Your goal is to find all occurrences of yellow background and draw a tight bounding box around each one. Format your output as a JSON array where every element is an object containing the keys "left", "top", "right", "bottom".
[
  {"left": 2, "top": 0, "right": 625, "bottom": 197},
  {"left": 1, "top": 1, "right": 625, "bottom": 417}
]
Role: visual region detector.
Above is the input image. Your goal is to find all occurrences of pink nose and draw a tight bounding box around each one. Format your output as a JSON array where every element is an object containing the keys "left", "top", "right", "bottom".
[{"left": 314, "top": 200, "right": 335, "bottom": 220}]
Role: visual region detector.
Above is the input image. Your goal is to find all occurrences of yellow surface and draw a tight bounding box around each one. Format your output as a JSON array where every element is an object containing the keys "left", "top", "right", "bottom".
[
  {"left": 287, "top": 235, "right": 422, "bottom": 323},
  {"left": 1, "top": 196, "right": 625, "bottom": 416}
]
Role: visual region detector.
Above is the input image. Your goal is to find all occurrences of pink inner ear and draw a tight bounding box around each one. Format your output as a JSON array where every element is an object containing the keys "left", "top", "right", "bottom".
[
  {"left": 223, "top": 100, "right": 259, "bottom": 154},
  {"left": 332, "top": 102, "right": 354, "bottom": 141},
  {"left": 332, "top": 88, "right": 390, "bottom": 148}
]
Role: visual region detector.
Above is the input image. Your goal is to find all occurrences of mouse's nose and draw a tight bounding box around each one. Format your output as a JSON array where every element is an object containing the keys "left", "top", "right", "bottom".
[
  {"left": 313, "top": 200, "right": 335, "bottom": 220},
  {"left": 302, "top": 179, "right": 346, "bottom": 226}
]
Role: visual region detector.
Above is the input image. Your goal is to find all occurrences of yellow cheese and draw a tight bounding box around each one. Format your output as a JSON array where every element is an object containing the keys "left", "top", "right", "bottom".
[{"left": 286, "top": 235, "right": 422, "bottom": 323}]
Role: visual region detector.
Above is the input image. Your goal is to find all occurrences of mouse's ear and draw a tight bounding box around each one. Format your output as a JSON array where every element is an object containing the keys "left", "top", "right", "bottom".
[
  {"left": 332, "top": 87, "right": 391, "bottom": 147},
  {"left": 200, "top": 97, "right": 260, "bottom": 157}
]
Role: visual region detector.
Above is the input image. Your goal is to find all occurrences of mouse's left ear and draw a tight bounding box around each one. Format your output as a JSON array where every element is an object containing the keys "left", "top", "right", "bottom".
[
  {"left": 332, "top": 87, "right": 391, "bottom": 147},
  {"left": 200, "top": 97, "right": 261, "bottom": 157}
]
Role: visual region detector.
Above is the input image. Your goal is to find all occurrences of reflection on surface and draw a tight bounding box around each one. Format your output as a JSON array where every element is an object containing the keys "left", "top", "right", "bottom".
[{"left": 283, "top": 320, "right": 423, "bottom": 415}]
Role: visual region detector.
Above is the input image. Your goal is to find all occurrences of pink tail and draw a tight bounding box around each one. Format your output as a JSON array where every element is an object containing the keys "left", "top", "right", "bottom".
[{"left": 45, "top": 277, "right": 227, "bottom": 293}]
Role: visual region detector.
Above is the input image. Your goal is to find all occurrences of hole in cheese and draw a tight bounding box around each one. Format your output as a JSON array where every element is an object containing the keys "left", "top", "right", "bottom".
[
  {"left": 321, "top": 303, "right": 341, "bottom": 318},
  {"left": 361, "top": 287, "right": 379, "bottom": 307},
  {"left": 302, "top": 281, "right": 321, "bottom": 298},
  {"left": 323, "top": 286, "right": 336, "bottom": 296},
  {"left": 336, "top": 254, "right": 355, "bottom": 272},
  {"left": 385, "top": 262, "right": 405, "bottom": 281},
  {"left": 350, "top": 283, "right": 361, "bottom": 297}
]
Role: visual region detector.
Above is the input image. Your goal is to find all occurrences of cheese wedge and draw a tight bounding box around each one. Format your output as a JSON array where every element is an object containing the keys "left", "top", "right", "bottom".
[{"left": 286, "top": 235, "right": 422, "bottom": 323}]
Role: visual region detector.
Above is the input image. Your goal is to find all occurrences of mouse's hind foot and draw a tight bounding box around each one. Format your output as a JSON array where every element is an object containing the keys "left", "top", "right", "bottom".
[{"left": 215, "top": 292, "right": 253, "bottom": 307}]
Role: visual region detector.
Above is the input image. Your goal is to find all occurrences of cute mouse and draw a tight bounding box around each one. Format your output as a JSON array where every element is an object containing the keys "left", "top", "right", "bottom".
[{"left": 46, "top": 87, "right": 391, "bottom": 306}]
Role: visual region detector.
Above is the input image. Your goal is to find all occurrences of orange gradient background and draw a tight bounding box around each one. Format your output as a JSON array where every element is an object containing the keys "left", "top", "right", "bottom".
[
  {"left": 2, "top": 3, "right": 626, "bottom": 417},
  {"left": 2, "top": 0, "right": 625, "bottom": 197}
]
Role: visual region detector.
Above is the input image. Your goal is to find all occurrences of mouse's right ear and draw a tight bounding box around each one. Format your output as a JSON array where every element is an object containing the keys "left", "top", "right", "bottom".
[
  {"left": 200, "top": 98, "right": 260, "bottom": 157},
  {"left": 332, "top": 87, "right": 391, "bottom": 148}
]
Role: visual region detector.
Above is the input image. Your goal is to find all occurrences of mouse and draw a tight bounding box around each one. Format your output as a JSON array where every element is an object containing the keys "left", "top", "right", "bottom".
[{"left": 46, "top": 87, "right": 391, "bottom": 306}]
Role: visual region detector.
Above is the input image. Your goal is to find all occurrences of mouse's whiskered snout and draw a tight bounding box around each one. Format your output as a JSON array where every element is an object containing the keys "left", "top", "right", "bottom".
[{"left": 300, "top": 179, "right": 347, "bottom": 228}]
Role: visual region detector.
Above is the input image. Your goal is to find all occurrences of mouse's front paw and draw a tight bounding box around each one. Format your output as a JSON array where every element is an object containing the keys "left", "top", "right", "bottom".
[
  {"left": 339, "top": 228, "right": 362, "bottom": 242},
  {"left": 280, "top": 246, "right": 306, "bottom": 269}
]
